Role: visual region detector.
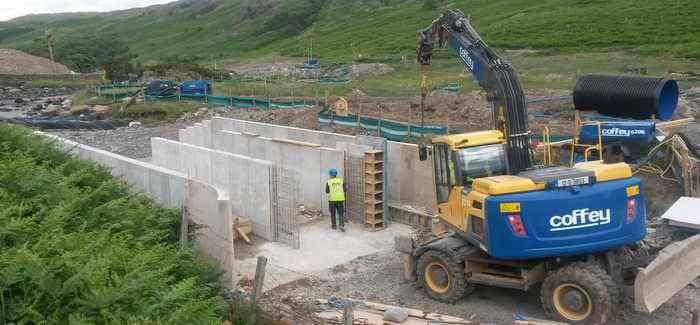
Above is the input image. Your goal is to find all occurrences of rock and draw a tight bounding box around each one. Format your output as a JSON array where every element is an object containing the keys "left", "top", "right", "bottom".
[
  {"left": 198, "top": 107, "right": 209, "bottom": 113},
  {"left": 383, "top": 307, "right": 408, "bottom": 322},
  {"left": 70, "top": 105, "right": 88, "bottom": 115},
  {"left": 42, "top": 105, "right": 61, "bottom": 116},
  {"left": 129, "top": 121, "right": 142, "bottom": 128},
  {"left": 93, "top": 105, "right": 112, "bottom": 118},
  {"left": 8, "top": 88, "right": 20, "bottom": 93},
  {"left": 13, "top": 98, "right": 24, "bottom": 104},
  {"left": 691, "top": 277, "right": 700, "bottom": 289},
  {"left": 61, "top": 99, "right": 72, "bottom": 109}
]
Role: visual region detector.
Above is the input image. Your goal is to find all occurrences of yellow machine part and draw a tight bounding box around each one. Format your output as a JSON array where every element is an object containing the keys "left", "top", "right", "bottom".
[
  {"left": 437, "top": 187, "right": 490, "bottom": 233},
  {"left": 574, "top": 160, "right": 632, "bottom": 182},
  {"left": 472, "top": 175, "right": 545, "bottom": 195},
  {"left": 437, "top": 186, "right": 468, "bottom": 231},
  {"left": 432, "top": 130, "right": 505, "bottom": 149}
]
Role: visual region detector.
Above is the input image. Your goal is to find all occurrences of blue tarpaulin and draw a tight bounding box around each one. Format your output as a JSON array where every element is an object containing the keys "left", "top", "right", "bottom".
[{"left": 179, "top": 80, "right": 212, "bottom": 95}]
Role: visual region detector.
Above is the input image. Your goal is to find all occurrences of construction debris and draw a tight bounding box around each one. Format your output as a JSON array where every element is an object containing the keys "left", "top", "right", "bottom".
[
  {"left": 315, "top": 298, "right": 476, "bottom": 324},
  {"left": 234, "top": 217, "right": 253, "bottom": 244},
  {"left": 662, "top": 197, "right": 700, "bottom": 231},
  {"left": 315, "top": 299, "right": 567, "bottom": 325}
]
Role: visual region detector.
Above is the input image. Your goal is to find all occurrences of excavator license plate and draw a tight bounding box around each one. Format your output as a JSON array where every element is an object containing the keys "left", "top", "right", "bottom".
[{"left": 555, "top": 176, "right": 590, "bottom": 188}]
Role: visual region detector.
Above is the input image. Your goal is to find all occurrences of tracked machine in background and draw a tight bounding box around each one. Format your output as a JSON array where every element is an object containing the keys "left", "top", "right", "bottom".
[{"left": 396, "top": 9, "right": 700, "bottom": 324}]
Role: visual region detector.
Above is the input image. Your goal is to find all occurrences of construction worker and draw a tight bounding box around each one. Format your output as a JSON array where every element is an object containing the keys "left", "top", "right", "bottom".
[{"left": 325, "top": 168, "right": 347, "bottom": 232}]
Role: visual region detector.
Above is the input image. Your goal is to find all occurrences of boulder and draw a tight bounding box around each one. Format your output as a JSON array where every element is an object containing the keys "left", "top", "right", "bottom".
[
  {"left": 42, "top": 104, "right": 62, "bottom": 116},
  {"left": 70, "top": 105, "right": 87, "bottom": 115},
  {"left": 383, "top": 307, "right": 409, "bottom": 322},
  {"left": 93, "top": 105, "right": 112, "bottom": 118}
]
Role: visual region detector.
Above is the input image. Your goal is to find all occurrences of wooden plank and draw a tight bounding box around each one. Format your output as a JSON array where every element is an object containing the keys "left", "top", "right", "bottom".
[
  {"left": 236, "top": 227, "right": 252, "bottom": 244},
  {"left": 657, "top": 117, "right": 694, "bottom": 130}
]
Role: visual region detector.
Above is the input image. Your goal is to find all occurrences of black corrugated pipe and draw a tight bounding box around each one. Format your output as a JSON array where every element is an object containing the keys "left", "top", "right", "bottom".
[{"left": 573, "top": 74, "right": 679, "bottom": 120}]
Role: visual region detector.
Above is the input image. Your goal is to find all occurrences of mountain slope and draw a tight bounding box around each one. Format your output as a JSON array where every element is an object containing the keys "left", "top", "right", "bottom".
[{"left": 0, "top": 0, "right": 698, "bottom": 66}]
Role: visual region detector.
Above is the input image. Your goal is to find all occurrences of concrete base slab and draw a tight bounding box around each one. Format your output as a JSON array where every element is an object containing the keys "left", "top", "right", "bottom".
[{"left": 235, "top": 220, "right": 413, "bottom": 292}]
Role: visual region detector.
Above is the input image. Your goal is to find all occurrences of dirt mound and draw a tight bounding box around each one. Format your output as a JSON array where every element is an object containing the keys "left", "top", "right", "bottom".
[{"left": 0, "top": 49, "right": 71, "bottom": 75}]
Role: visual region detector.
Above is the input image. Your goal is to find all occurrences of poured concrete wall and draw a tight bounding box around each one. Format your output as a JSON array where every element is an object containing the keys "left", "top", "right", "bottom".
[
  {"left": 210, "top": 117, "right": 355, "bottom": 148},
  {"left": 182, "top": 117, "right": 439, "bottom": 217},
  {"left": 211, "top": 130, "right": 344, "bottom": 213},
  {"left": 151, "top": 137, "right": 276, "bottom": 240},
  {"left": 40, "top": 133, "right": 236, "bottom": 287}
]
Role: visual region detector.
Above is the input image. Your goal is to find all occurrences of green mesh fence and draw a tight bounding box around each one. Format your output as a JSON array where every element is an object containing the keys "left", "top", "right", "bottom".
[
  {"left": 144, "top": 93, "right": 310, "bottom": 109},
  {"left": 317, "top": 109, "right": 448, "bottom": 141},
  {"left": 98, "top": 83, "right": 469, "bottom": 142}
]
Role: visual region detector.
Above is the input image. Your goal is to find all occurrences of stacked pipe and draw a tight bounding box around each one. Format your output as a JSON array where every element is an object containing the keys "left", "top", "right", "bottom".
[{"left": 573, "top": 75, "right": 679, "bottom": 120}]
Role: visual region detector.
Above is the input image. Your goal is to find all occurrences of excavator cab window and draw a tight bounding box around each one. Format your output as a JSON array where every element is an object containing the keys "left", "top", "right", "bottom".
[
  {"left": 433, "top": 143, "right": 453, "bottom": 203},
  {"left": 454, "top": 144, "right": 508, "bottom": 187}
]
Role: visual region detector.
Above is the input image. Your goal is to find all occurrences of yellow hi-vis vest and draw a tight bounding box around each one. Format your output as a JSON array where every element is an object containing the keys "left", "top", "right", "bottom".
[{"left": 327, "top": 177, "right": 345, "bottom": 202}]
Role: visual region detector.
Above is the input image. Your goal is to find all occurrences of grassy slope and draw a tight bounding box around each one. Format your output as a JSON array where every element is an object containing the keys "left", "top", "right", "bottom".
[{"left": 0, "top": 0, "right": 699, "bottom": 65}]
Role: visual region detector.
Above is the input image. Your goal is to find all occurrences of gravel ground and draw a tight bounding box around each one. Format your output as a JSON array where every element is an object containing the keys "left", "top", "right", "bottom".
[
  {"left": 262, "top": 249, "right": 699, "bottom": 325},
  {"left": 48, "top": 123, "right": 184, "bottom": 159}
]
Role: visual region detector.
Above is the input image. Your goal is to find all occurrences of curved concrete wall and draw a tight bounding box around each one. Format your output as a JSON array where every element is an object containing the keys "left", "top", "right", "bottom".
[{"left": 150, "top": 137, "right": 276, "bottom": 240}]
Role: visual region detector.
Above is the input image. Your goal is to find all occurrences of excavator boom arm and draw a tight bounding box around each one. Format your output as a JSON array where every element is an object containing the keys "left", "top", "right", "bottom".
[{"left": 418, "top": 10, "right": 532, "bottom": 173}]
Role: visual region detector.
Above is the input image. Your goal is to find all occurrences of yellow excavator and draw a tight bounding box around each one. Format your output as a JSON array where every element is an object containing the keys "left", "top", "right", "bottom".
[{"left": 396, "top": 9, "right": 700, "bottom": 324}]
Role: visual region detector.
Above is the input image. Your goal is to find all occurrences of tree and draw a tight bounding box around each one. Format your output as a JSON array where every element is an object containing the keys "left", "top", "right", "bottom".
[{"left": 20, "top": 33, "right": 141, "bottom": 80}]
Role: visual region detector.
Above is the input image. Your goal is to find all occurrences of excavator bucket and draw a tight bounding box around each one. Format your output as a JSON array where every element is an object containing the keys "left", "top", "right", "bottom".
[{"left": 634, "top": 234, "right": 700, "bottom": 313}]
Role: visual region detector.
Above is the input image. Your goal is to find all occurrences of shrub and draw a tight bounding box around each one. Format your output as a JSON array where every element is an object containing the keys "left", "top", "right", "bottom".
[{"left": 0, "top": 125, "right": 226, "bottom": 324}]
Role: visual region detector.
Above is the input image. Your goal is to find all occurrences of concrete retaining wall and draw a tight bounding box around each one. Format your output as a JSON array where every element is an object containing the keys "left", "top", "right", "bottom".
[
  {"left": 151, "top": 137, "right": 276, "bottom": 240},
  {"left": 211, "top": 130, "right": 344, "bottom": 213},
  {"left": 208, "top": 118, "right": 437, "bottom": 213},
  {"left": 210, "top": 117, "right": 356, "bottom": 148},
  {"left": 41, "top": 133, "right": 236, "bottom": 287},
  {"left": 180, "top": 117, "right": 439, "bottom": 219}
]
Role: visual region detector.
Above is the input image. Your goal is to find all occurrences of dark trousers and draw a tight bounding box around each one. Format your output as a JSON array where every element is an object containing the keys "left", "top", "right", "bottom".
[{"left": 329, "top": 201, "right": 345, "bottom": 228}]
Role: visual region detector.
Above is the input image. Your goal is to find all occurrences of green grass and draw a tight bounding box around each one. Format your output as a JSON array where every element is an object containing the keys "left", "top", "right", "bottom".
[
  {"left": 0, "top": 125, "right": 226, "bottom": 323},
  {"left": 0, "top": 0, "right": 698, "bottom": 65},
  {"left": 28, "top": 78, "right": 101, "bottom": 89},
  {"left": 209, "top": 51, "right": 700, "bottom": 99},
  {"left": 119, "top": 100, "right": 200, "bottom": 123}
]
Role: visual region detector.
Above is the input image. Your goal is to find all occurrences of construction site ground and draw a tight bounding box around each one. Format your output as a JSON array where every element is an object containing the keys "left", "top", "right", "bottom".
[{"left": 3, "top": 80, "right": 698, "bottom": 324}]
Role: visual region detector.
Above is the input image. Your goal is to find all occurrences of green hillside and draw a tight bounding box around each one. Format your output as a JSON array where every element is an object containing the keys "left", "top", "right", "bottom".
[{"left": 1, "top": 0, "right": 698, "bottom": 65}]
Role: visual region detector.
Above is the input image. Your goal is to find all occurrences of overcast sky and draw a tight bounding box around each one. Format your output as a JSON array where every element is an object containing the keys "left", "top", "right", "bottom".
[{"left": 0, "top": 0, "right": 174, "bottom": 22}]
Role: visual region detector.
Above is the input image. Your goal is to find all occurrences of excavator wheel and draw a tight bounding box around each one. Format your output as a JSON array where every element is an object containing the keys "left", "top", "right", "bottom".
[
  {"left": 541, "top": 261, "right": 619, "bottom": 324},
  {"left": 416, "top": 250, "right": 472, "bottom": 303}
]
